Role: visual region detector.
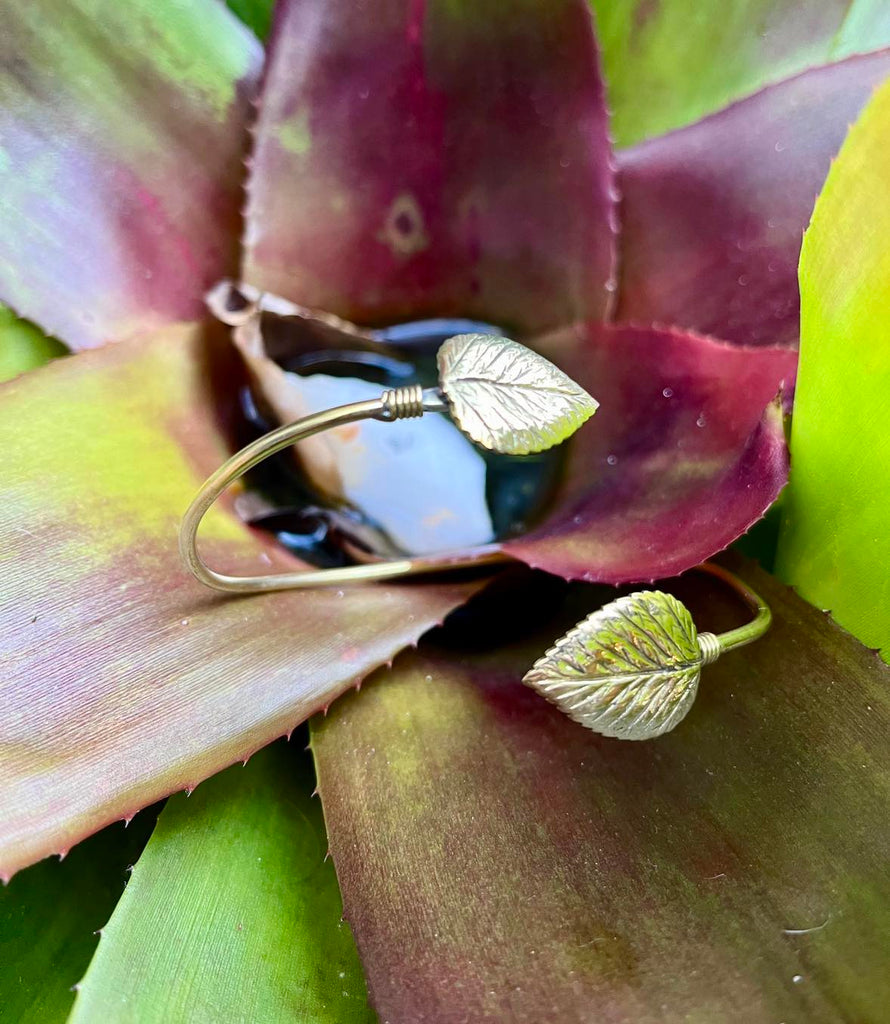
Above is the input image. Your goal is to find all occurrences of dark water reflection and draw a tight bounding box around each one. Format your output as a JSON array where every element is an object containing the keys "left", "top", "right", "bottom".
[{"left": 237, "top": 318, "right": 565, "bottom": 566}]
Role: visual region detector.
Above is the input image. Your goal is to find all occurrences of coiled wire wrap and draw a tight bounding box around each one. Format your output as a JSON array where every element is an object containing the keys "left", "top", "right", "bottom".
[
  {"left": 380, "top": 384, "right": 425, "bottom": 420},
  {"left": 697, "top": 631, "right": 722, "bottom": 665}
]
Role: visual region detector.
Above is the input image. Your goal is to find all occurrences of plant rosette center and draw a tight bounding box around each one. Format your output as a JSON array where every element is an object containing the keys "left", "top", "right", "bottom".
[{"left": 210, "top": 284, "right": 575, "bottom": 567}]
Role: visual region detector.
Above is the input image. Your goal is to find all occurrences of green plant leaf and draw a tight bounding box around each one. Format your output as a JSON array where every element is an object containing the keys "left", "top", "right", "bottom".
[
  {"left": 313, "top": 557, "right": 890, "bottom": 1021},
  {"left": 0, "top": 814, "right": 157, "bottom": 1022},
  {"left": 225, "top": 0, "right": 274, "bottom": 39},
  {"left": 0, "top": 322, "right": 481, "bottom": 879},
  {"left": 0, "top": 0, "right": 260, "bottom": 350},
  {"left": 0, "top": 307, "right": 67, "bottom": 384},
  {"left": 592, "top": 0, "right": 890, "bottom": 145},
  {"left": 69, "top": 742, "right": 374, "bottom": 1024},
  {"left": 832, "top": 0, "right": 890, "bottom": 59},
  {"left": 775, "top": 77, "right": 890, "bottom": 658}
]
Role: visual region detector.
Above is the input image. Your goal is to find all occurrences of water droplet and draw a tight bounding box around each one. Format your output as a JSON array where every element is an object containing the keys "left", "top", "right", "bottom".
[
  {"left": 336, "top": 589, "right": 344, "bottom": 598},
  {"left": 696, "top": 415, "right": 707, "bottom": 428},
  {"left": 793, "top": 974, "right": 803, "bottom": 984},
  {"left": 424, "top": 674, "right": 433, "bottom": 682},
  {"left": 662, "top": 387, "right": 674, "bottom": 399},
  {"left": 559, "top": 157, "right": 571, "bottom": 168},
  {"left": 606, "top": 454, "right": 618, "bottom": 466},
  {"left": 774, "top": 141, "right": 785, "bottom": 153},
  {"left": 738, "top": 274, "right": 749, "bottom": 286}
]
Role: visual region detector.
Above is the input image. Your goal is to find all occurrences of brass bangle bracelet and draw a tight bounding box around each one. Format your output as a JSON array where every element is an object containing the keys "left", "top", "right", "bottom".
[
  {"left": 180, "top": 332, "right": 598, "bottom": 594},
  {"left": 179, "top": 385, "right": 512, "bottom": 594},
  {"left": 180, "top": 330, "right": 771, "bottom": 742}
]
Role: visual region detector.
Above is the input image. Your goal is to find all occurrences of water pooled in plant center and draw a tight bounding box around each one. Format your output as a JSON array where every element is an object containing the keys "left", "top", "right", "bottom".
[{"left": 237, "top": 318, "right": 565, "bottom": 567}]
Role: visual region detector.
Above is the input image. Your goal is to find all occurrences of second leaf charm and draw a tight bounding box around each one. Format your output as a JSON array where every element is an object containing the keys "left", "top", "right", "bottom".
[{"left": 523, "top": 591, "right": 707, "bottom": 740}]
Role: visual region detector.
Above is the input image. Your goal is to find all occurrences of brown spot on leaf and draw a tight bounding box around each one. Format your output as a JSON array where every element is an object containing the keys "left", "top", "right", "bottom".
[{"left": 378, "top": 193, "right": 429, "bottom": 257}]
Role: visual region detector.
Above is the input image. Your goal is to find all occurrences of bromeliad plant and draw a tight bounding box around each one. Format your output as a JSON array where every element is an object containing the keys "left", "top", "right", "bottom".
[{"left": 2, "top": 0, "right": 890, "bottom": 1020}]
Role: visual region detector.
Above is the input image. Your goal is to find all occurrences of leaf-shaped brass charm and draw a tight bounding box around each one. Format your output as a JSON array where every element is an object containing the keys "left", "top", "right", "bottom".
[
  {"left": 523, "top": 591, "right": 704, "bottom": 740},
  {"left": 437, "top": 334, "right": 598, "bottom": 455}
]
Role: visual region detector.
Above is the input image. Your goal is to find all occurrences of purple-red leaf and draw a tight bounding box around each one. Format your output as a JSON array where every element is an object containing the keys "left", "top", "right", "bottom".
[
  {"left": 243, "top": 0, "right": 616, "bottom": 334},
  {"left": 0, "top": 323, "right": 480, "bottom": 878},
  {"left": 616, "top": 50, "right": 890, "bottom": 346},
  {"left": 506, "top": 323, "right": 797, "bottom": 583},
  {"left": 0, "top": 0, "right": 261, "bottom": 350},
  {"left": 313, "top": 557, "right": 890, "bottom": 1022}
]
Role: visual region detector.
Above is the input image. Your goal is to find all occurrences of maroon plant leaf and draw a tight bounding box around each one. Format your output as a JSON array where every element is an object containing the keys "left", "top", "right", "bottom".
[
  {"left": 312, "top": 556, "right": 890, "bottom": 1022},
  {"left": 506, "top": 323, "right": 797, "bottom": 583},
  {"left": 0, "top": 0, "right": 261, "bottom": 351},
  {"left": 616, "top": 50, "right": 890, "bottom": 347},
  {"left": 0, "top": 323, "right": 481, "bottom": 879},
  {"left": 243, "top": 0, "right": 616, "bottom": 334}
]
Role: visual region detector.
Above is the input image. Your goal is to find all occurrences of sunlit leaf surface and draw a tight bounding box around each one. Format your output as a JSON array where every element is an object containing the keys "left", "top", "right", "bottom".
[
  {"left": 0, "top": 813, "right": 157, "bottom": 1022},
  {"left": 0, "top": 0, "right": 260, "bottom": 349},
  {"left": 243, "top": 0, "right": 616, "bottom": 334},
  {"left": 0, "top": 323, "right": 480, "bottom": 878},
  {"left": 314, "top": 558, "right": 890, "bottom": 1022},
  {"left": 593, "top": 0, "right": 890, "bottom": 145},
  {"left": 776, "top": 78, "right": 890, "bottom": 657},
  {"left": 616, "top": 51, "right": 890, "bottom": 347},
  {"left": 70, "top": 743, "right": 375, "bottom": 1024}
]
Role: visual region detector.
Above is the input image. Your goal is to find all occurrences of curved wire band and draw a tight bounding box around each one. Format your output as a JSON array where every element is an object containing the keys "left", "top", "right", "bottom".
[
  {"left": 179, "top": 386, "right": 506, "bottom": 594},
  {"left": 180, "top": 384, "right": 772, "bottom": 656},
  {"left": 694, "top": 561, "right": 772, "bottom": 658}
]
